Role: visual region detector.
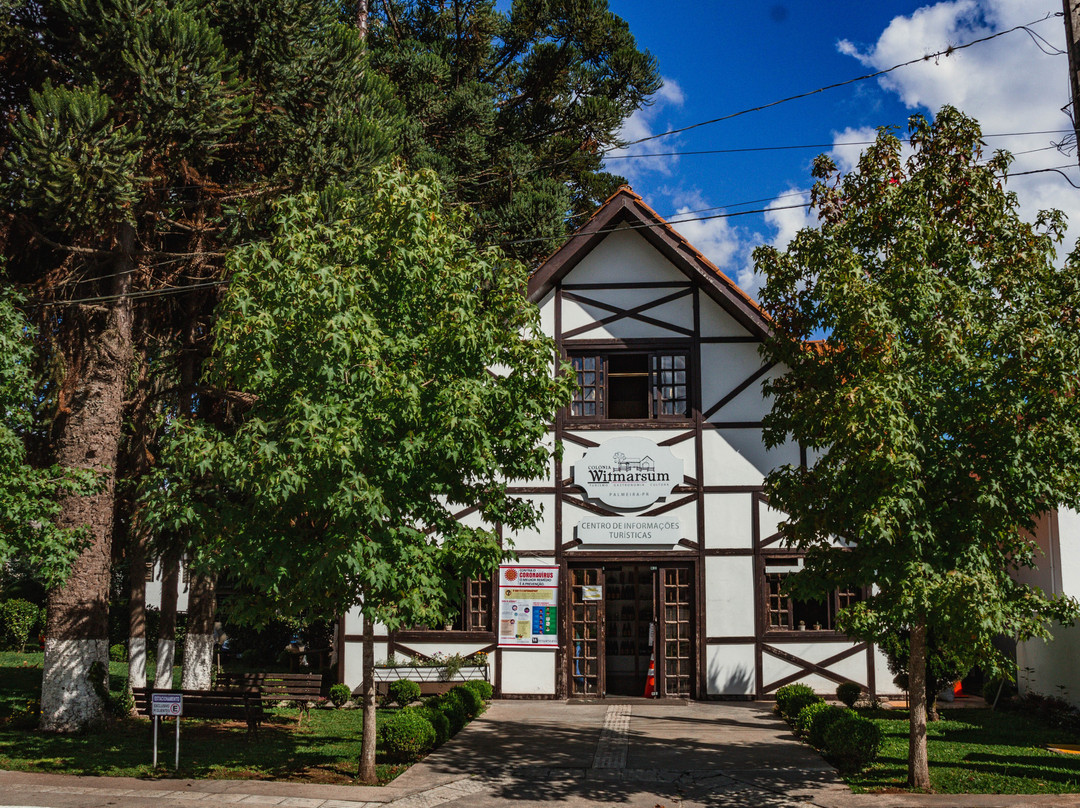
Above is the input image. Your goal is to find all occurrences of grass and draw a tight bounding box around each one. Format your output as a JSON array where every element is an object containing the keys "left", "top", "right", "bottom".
[
  {"left": 0, "top": 651, "right": 405, "bottom": 784},
  {"left": 844, "top": 706, "right": 1080, "bottom": 794}
]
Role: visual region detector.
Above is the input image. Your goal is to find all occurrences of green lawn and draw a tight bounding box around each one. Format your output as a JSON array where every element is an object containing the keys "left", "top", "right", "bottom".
[
  {"left": 845, "top": 706, "right": 1080, "bottom": 794},
  {"left": 0, "top": 651, "right": 403, "bottom": 784}
]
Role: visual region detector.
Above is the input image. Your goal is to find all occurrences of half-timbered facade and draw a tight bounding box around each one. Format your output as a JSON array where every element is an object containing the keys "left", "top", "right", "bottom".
[{"left": 338, "top": 187, "right": 892, "bottom": 699}]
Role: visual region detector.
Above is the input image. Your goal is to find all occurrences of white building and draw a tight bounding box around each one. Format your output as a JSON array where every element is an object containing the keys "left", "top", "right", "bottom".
[
  {"left": 1015, "top": 509, "right": 1080, "bottom": 705},
  {"left": 339, "top": 187, "right": 892, "bottom": 699}
]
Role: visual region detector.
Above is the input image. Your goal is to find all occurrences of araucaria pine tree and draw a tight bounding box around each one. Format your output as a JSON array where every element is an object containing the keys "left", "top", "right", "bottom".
[
  {"left": 755, "top": 107, "right": 1080, "bottom": 789},
  {"left": 0, "top": 0, "right": 404, "bottom": 731}
]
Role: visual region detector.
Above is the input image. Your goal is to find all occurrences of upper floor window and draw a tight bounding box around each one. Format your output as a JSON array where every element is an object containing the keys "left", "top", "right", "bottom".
[{"left": 569, "top": 352, "right": 689, "bottom": 421}]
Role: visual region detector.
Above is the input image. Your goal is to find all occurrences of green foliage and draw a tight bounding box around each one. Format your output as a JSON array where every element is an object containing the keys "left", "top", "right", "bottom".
[
  {"left": 463, "top": 679, "right": 493, "bottom": 701},
  {"left": 794, "top": 699, "right": 831, "bottom": 737},
  {"left": 328, "top": 683, "right": 352, "bottom": 707},
  {"left": 756, "top": 107, "right": 1080, "bottom": 781},
  {"left": 879, "top": 629, "right": 970, "bottom": 716},
  {"left": 451, "top": 683, "right": 482, "bottom": 719},
  {"left": 809, "top": 704, "right": 853, "bottom": 750},
  {"left": 367, "top": 0, "right": 661, "bottom": 262},
  {"left": 824, "top": 713, "right": 882, "bottom": 772},
  {"left": 108, "top": 644, "right": 127, "bottom": 663},
  {"left": 0, "top": 600, "right": 41, "bottom": 652},
  {"left": 836, "top": 683, "right": 863, "bottom": 709},
  {"left": 387, "top": 679, "right": 421, "bottom": 707},
  {"left": 775, "top": 684, "right": 820, "bottom": 721},
  {"left": 420, "top": 705, "right": 450, "bottom": 746},
  {"left": 0, "top": 291, "right": 99, "bottom": 589},
  {"left": 429, "top": 690, "right": 467, "bottom": 735},
  {"left": 757, "top": 105, "right": 1080, "bottom": 672},
  {"left": 147, "top": 166, "right": 574, "bottom": 633},
  {"left": 377, "top": 705, "right": 435, "bottom": 762}
]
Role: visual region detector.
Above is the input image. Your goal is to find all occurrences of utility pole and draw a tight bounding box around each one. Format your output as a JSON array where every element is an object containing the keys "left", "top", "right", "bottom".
[{"left": 1064, "top": 0, "right": 1080, "bottom": 167}]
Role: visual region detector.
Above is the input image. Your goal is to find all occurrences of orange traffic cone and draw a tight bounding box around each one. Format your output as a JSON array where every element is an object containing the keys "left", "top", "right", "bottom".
[{"left": 644, "top": 654, "right": 656, "bottom": 698}]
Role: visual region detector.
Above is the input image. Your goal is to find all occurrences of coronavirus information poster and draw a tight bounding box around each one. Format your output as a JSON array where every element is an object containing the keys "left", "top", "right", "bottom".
[{"left": 497, "top": 565, "right": 559, "bottom": 648}]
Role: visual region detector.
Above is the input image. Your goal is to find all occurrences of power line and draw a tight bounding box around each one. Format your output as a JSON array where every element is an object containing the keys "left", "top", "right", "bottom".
[
  {"left": 612, "top": 12, "right": 1064, "bottom": 150},
  {"left": 604, "top": 130, "right": 1075, "bottom": 161}
]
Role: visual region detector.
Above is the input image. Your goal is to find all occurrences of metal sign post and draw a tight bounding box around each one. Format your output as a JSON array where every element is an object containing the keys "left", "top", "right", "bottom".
[{"left": 150, "top": 693, "right": 183, "bottom": 770}]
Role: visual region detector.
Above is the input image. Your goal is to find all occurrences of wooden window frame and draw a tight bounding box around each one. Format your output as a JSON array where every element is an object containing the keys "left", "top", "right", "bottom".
[
  {"left": 762, "top": 556, "right": 864, "bottom": 636},
  {"left": 401, "top": 575, "right": 494, "bottom": 635},
  {"left": 567, "top": 349, "right": 692, "bottom": 425}
]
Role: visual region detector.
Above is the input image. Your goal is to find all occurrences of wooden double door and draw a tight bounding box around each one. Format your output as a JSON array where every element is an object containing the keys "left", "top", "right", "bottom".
[{"left": 568, "top": 562, "right": 694, "bottom": 698}]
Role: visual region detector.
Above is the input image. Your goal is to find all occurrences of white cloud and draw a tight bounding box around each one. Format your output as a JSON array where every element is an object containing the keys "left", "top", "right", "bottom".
[
  {"left": 764, "top": 187, "right": 816, "bottom": 251},
  {"left": 605, "top": 77, "right": 686, "bottom": 187},
  {"left": 838, "top": 0, "right": 1080, "bottom": 255}
]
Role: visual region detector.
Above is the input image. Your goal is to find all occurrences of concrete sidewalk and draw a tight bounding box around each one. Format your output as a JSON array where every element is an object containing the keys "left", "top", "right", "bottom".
[{"left": 3, "top": 700, "right": 1080, "bottom": 808}]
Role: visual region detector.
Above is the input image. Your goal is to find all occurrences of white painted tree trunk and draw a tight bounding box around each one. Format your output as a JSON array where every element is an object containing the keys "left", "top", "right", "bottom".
[
  {"left": 181, "top": 634, "right": 214, "bottom": 690},
  {"left": 128, "top": 637, "right": 147, "bottom": 689},
  {"left": 39, "top": 638, "right": 108, "bottom": 732},
  {"left": 155, "top": 639, "right": 175, "bottom": 688}
]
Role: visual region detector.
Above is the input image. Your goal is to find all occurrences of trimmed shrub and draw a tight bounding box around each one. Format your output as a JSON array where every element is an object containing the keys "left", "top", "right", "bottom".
[
  {"left": 807, "top": 705, "right": 852, "bottom": 750},
  {"left": 463, "top": 679, "right": 493, "bottom": 701},
  {"left": 422, "top": 705, "right": 451, "bottom": 746},
  {"left": 836, "top": 682, "right": 862, "bottom": 708},
  {"left": 378, "top": 706, "right": 436, "bottom": 762},
  {"left": 775, "top": 683, "right": 821, "bottom": 721},
  {"left": 432, "top": 690, "right": 467, "bottom": 734},
  {"left": 329, "top": 683, "right": 352, "bottom": 707},
  {"left": 109, "top": 643, "right": 127, "bottom": 662},
  {"left": 0, "top": 599, "right": 40, "bottom": 652},
  {"left": 823, "top": 712, "right": 882, "bottom": 771},
  {"left": 388, "top": 679, "right": 421, "bottom": 707},
  {"left": 452, "top": 683, "right": 482, "bottom": 718},
  {"left": 794, "top": 700, "right": 830, "bottom": 737}
]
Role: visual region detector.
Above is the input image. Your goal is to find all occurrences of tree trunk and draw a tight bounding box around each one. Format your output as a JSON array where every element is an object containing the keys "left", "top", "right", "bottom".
[
  {"left": 358, "top": 616, "right": 377, "bottom": 784},
  {"left": 908, "top": 620, "right": 931, "bottom": 790},
  {"left": 155, "top": 550, "right": 180, "bottom": 688},
  {"left": 128, "top": 530, "right": 148, "bottom": 689},
  {"left": 181, "top": 572, "right": 216, "bottom": 690},
  {"left": 356, "top": 0, "right": 368, "bottom": 40},
  {"left": 40, "top": 223, "right": 135, "bottom": 733}
]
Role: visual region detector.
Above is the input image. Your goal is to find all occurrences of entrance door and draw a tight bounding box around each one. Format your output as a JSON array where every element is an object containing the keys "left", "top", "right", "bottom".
[
  {"left": 603, "top": 564, "right": 655, "bottom": 696},
  {"left": 569, "top": 567, "right": 603, "bottom": 696},
  {"left": 658, "top": 564, "right": 693, "bottom": 697}
]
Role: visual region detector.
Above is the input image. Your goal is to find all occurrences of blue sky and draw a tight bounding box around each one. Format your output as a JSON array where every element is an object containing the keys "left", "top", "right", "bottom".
[{"left": 602, "top": 0, "right": 1076, "bottom": 298}]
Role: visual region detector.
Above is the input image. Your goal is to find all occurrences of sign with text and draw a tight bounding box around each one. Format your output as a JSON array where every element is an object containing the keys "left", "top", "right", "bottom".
[
  {"left": 573, "top": 437, "right": 683, "bottom": 509},
  {"left": 497, "top": 565, "right": 559, "bottom": 648},
  {"left": 151, "top": 692, "right": 182, "bottom": 716},
  {"left": 577, "top": 518, "right": 682, "bottom": 545}
]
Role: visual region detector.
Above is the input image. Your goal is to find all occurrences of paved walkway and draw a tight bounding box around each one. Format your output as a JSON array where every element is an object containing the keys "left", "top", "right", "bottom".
[{"left": 2, "top": 701, "right": 1080, "bottom": 808}]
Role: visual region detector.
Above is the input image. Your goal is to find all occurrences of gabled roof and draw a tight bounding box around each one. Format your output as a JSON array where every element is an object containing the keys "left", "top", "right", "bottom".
[{"left": 528, "top": 187, "right": 773, "bottom": 340}]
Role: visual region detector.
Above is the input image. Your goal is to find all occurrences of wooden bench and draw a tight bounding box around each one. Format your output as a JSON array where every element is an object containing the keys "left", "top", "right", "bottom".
[
  {"left": 215, "top": 672, "right": 324, "bottom": 724},
  {"left": 132, "top": 687, "right": 263, "bottom": 738}
]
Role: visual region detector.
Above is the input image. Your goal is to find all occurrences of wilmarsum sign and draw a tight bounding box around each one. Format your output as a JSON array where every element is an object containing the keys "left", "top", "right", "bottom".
[{"left": 573, "top": 437, "right": 683, "bottom": 509}]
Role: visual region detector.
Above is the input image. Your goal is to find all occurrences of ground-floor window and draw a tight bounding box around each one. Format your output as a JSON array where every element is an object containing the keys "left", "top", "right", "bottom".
[
  {"left": 763, "top": 556, "right": 861, "bottom": 632},
  {"left": 409, "top": 576, "right": 492, "bottom": 632}
]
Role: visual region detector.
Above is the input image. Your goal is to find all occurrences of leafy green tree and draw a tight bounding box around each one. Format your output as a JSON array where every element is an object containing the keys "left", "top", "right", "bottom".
[
  {"left": 0, "top": 0, "right": 403, "bottom": 730},
  {"left": 0, "top": 289, "right": 98, "bottom": 589},
  {"left": 146, "top": 165, "right": 573, "bottom": 781},
  {"left": 367, "top": 0, "right": 661, "bottom": 261},
  {"left": 755, "top": 107, "right": 1080, "bottom": 789}
]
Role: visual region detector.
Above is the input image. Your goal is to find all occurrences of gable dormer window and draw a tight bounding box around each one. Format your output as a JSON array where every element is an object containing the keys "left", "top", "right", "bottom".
[{"left": 569, "top": 351, "right": 689, "bottom": 422}]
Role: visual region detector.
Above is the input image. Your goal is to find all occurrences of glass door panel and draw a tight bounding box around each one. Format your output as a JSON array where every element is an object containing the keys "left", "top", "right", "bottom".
[{"left": 660, "top": 565, "right": 693, "bottom": 697}]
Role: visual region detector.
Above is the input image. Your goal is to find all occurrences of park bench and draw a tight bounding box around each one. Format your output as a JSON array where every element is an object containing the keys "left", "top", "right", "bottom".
[
  {"left": 132, "top": 687, "right": 263, "bottom": 738},
  {"left": 215, "top": 671, "right": 324, "bottom": 724}
]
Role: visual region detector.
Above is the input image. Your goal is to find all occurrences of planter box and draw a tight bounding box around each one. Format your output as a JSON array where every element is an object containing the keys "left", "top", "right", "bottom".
[
  {"left": 373, "top": 665, "right": 488, "bottom": 697},
  {"left": 373, "top": 665, "right": 488, "bottom": 683}
]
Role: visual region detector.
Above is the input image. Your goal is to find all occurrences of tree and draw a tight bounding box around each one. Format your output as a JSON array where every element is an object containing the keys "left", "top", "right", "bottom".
[
  {"left": 146, "top": 165, "right": 573, "bottom": 781},
  {"left": 755, "top": 107, "right": 1080, "bottom": 790},
  {"left": 0, "top": 0, "right": 403, "bottom": 730},
  {"left": 367, "top": 0, "right": 661, "bottom": 261},
  {"left": 0, "top": 287, "right": 98, "bottom": 588}
]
